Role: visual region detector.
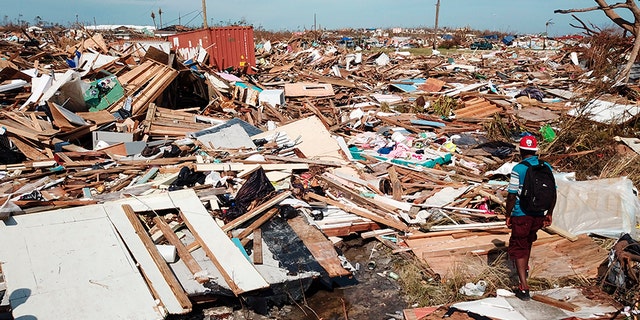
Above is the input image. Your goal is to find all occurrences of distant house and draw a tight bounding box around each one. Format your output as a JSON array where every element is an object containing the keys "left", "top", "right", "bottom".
[{"left": 155, "top": 25, "right": 193, "bottom": 38}]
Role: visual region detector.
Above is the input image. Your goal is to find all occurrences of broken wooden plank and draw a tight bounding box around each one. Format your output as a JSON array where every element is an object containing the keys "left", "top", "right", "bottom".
[
  {"left": 152, "top": 216, "right": 204, "bottom": 279},
  {"left": 196, "top": 163, "right": 309, "bottom": 172},
  {"left": 121, "top": 204, "right": 192, "bottom": 313},
  {"left": 238, "top": 207, "right": 280, "bottom": 246},
  {"left": 532, "top": 294, "right": 581, "bottom": 312},
  {"left": 262, "top": 155, "right": 342, "bottom": 167},
  {"left": 252, "top": 228, "right": 263, "bottom": 265},
  {"left": 388, "top": 166, "right": 403, "bottom": 201},
  {"left": 287, "top": 216, "right": 351, "bottom": 277},
  {"left": 306, "top": 192, "right": 408, "bottom": 231},
  {"left": 222, "top": 191, "right": 292, "bottom": 233}
]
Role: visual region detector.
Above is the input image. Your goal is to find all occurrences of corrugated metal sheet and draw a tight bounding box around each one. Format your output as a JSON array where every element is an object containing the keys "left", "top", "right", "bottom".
[{"left": 168, "top": 26, "right": 256, "bottom": 74}]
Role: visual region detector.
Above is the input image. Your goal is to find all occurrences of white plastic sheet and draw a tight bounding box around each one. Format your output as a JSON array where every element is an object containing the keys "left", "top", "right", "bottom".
[{"left": 553, "top": 174, "right": 640, "bottom": 239}]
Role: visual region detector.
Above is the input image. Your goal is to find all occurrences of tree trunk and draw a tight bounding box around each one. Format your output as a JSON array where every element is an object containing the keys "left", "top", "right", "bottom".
[{"left": 621, "top": 25, "right": 640, "bottom": 83}]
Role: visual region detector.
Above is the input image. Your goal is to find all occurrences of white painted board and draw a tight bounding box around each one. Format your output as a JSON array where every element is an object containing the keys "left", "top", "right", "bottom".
[
  {"left": 0, "top": 208, "right": 163, "bottom": 320},
  {"left": 109, "top": 190, "right": 269, "bottom": 294}
]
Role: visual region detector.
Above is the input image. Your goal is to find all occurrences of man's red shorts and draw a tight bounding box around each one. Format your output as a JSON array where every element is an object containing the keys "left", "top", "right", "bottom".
[{"left": 508, "top": 215, "right": 546, "bottom": 260}]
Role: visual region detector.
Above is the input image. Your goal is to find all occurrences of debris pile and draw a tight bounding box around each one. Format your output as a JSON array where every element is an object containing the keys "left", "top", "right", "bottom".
[{"left": 0, "top": 25, "right": 638, "bottom": 319}]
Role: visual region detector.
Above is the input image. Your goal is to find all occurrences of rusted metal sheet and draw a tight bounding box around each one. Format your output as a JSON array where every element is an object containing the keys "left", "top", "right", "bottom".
[{"left": 168, "top": 26, "right": 256, "bottom": 73}]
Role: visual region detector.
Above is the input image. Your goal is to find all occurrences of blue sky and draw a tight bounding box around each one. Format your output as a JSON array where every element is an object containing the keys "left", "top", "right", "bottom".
[{"left": 2, "top": 0, "right": 622, "bottom": 36}]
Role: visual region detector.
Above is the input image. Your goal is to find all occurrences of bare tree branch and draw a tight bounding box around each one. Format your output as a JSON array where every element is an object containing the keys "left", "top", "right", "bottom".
[
  {"left": 556, "top": 1, "right": 634, "bottom": 34},
  {"left": 569, "top": 14, "right": 600, "bottom": 36},
  {"left": 595, "top": 0, "right": 635, "bottom": 32},
  {"left": 556, "top": 0, "right": 640, "bottom": 83},
  {"left": 555, "top": 2, "right": 629, "bottom": 14}
]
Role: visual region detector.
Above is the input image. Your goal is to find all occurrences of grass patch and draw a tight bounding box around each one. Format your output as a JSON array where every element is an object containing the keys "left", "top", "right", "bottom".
[{"left": 397, "top": 251, "right": 597, "bottom": 307}]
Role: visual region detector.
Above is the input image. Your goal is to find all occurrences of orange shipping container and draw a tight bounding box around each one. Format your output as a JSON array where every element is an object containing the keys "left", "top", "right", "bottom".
[{"left": 168, "top": 26, "right": 256, "bottom": 73}]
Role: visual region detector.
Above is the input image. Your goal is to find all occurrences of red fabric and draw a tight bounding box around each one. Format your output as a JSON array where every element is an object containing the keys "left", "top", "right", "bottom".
[{"left": 508, "top": 215, "right": 545, "bottom": 259}]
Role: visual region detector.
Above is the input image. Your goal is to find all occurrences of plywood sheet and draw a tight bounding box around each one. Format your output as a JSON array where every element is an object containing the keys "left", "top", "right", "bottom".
[
  {"left": 0, "top": 207, "right": 163, "bottom": 320},
  {"left": 174, "top": 191, "right": 269, "bottom": 294},
  {"left": 251, "top": 116, "right": 349, "bottom": 167},
  {"left": 528, "top": 234, "right": 607, "bottom": 279},
  {"left": 406, "top": 230, "right": 554, "bottom": 278},
  {"left": 284, "top": 82, "right": 334, "bottom": 97},
  {"left": 515, "top": 106, "right": 560, "bottom": 122}
]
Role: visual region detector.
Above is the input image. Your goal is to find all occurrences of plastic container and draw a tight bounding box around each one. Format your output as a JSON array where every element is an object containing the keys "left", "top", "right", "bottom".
[{"left": 540, "top": 124, "right": 556, "bottom": 142}]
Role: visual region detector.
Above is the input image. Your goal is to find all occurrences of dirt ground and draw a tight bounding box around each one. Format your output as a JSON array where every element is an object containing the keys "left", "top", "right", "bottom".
[
  {"left": 161, "top": 233, "right": 627, "bottom": 320},
  {"left": 168, "top": 236, "right": 409, "bottom": 320},
  {"left": 278, "top": 236, "right": 409, "bottom": 320}
]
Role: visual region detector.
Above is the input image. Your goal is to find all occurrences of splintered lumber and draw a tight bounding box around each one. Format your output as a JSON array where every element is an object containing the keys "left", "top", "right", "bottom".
[
  {"left": 171, "top": 193, "right": 268, "bottom": 295},
  {"left": 428, "top": 222, "right": 505, "bottom": 231},
  {"left": 532, "top": 294, "right": 581, "bottom": 312},
  {"left": 387, "top": 166, "right": 403, "bottom": 201},
  {"left": 252, "top": 228, "right": 263, "bottom": 265},
  {"left": 320, "top": 174, "right": 398, "bottom": 212},
  {"left": 238, "top": 207, "right": 280, "bottom": 246},
  {"left": 544, "top": 225, "right": 578, "bottom": 242},
  {"left": 196, "top": 163, "right": 309, "bottom": 172},
  {"left": 152, "top": 216, "right": 204, "bottom": 279},
  {"left": 109, "top": 60, "right": 179, "bottom": 116},
  {"left": 222, "top": 191, "right": 292, "bottom": 233},
  {"left": 263, "top": 155, "right": 342, "bottom": 167},
  {"left": 8, "top": 136, "right": 49, "bottom": 160},
  {"left": 108, "top": 190, "right": 268, "bottom": 298},
  {"left": 361, "top": 229, "right": 397, "bottom": 239},
  {"left": 287, "top": 216, "right": 351, "bottom": 277},
  {"left": 121, "top": 204, "right": 192, "bottom": 312},
  {"left": 307, "top": 192, "right": 408, "bottom": 231},
  {"left": 304, "top": 99, "right": 334, "bottom": 128}
]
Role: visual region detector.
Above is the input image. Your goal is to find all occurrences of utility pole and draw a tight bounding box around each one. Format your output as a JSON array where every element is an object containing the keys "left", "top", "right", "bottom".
[
  {"left": 544, "top": 19, "right": 553, "bottom": 50},
  {"left": 433, "top": 0, "right": 440, "bottom": 50},
  {"left": 202, "top": 0, "right": 208, "bottom": 28},
  {"left": 158, "top": 8, "right": 163, "bottom": 29}
]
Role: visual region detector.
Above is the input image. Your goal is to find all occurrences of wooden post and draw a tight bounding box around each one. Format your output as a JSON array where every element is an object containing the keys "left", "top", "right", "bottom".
[{"left": 202, "top": 0, "right": 208, "bottom": 28}]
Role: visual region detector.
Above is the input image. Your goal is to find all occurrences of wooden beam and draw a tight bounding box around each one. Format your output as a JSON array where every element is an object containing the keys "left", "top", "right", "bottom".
[
  {"left": 287, "top": 216, "right": 351, "bottom": 277},
  {"left": 153, "top": 216, "right": 204, "bottom": 279},
  {"left": 121, "top": 204, "right": 192, "bottom": 311},
  {"left": 263, "top": 155, "right": 343, "bottom": 167},
  {"left": 237, "top": 207, "right": 280, "bottom": 246},
  {"left": 252, "top": 228, "right": 263, "bottom": 265},
  {"left": 195, "top": 163, "right": 309, "bottom": 172},
  {"left": 532, "top": 294, "right": 581, "bottom": 312},
  {"left": 307, "top": 192, "right": 408, "bottom": 231},
  {"left": 319, "top": 174, "right": 401, "bottom": 213},
  {"left": 544, "top": 225, "right": 578, "bottom": 242},
  {"left": 179, "top": 212, "right": 240, "bottom": 295},
  {"left": 388, "top": 166, "right": 403, "bottom": 201},
  {"left": 222, "top": 191, "right": 292, "bottom": 233}
]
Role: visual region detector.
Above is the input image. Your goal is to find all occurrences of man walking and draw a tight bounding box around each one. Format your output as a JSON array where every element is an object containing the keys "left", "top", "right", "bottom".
[{"left": 505, "top": 135, "right": 556, "bottom": 300}]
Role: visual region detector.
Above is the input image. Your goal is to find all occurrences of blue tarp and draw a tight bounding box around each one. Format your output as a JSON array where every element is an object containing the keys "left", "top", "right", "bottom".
[
  {"left": 502, "top": 35, "right": 515, "bottom": 45},
  {"left": 389, "top": 78, "right": 426, "bottom": 93}
]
